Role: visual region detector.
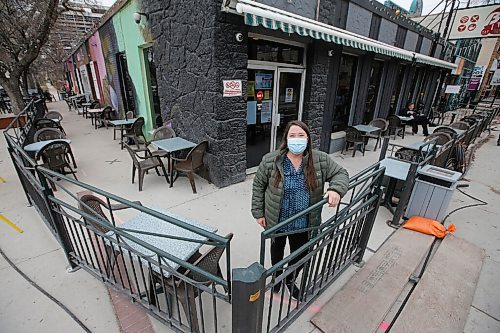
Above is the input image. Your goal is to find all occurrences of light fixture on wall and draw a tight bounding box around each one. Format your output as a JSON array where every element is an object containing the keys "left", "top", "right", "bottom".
[{"left": 133, "top": 12, "right": 148, "bottom": 24}]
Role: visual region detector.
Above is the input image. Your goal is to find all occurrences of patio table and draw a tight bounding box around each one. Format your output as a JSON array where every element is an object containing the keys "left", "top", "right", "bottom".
[
  {"left": 81, "top": 102, "right": 92, "bottom": 118},
  {"left": 88, "top": 108, "right": 105, "bottom": 129},
  {"left": 109, "top": 118, "right": 137, "bottom": 149},
  {"left": 353, "top": 124, "right": 379, "bottom": 134},
  {"left": 108, "top": 209, "right": 217, "bottom": 277},
  {"left": 151, "top": 137, "right": 197, "bottom": 188},
  {"left": 24, "top": 139, "right": 72, "bottom": 154},
  {"left": 397, "top": 116, "right": 413, "bottom": 122}
]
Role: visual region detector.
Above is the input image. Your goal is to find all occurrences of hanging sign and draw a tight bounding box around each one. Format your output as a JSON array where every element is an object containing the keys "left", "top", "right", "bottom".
[
  {"left": 490, "top": 69, "right": 500, "bottom": 85},
  {"left": 467, "top": 65, "right": 486, "bottom": 91},
  {"left": 450, "top": 5, "right": 500, "bottom": 39},
  {"left": 223, "top": 80, "right": 242, "bottom": 97},
  {"left": 445, "top": 85, "right": 461, "bottom": 94}
]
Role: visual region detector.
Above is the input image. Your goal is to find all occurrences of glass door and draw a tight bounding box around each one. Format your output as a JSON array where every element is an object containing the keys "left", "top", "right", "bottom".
[
  {"left": 246, "top": 68, "right": 276, "bottom": 169},
  {"left": 273, "top": 68, "right": 305, "bottom": 149}
]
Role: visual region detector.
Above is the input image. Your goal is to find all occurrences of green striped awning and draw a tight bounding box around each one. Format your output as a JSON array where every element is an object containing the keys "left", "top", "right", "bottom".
[{"left": 236, "top": 0, "right": 457, "bottom": 69}]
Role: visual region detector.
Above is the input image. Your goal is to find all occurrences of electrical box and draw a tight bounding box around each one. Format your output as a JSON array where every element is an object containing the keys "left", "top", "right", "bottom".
[{"left": 405, "top": 165, "right": 462, "bottom": 222}]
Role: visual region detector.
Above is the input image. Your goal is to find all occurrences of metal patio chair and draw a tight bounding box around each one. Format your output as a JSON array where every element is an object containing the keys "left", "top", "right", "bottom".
[
  {"left": 342, "top": 127, "right": 365, "bottom": 157},
  {"left": 172, "top": 141, "right": 209, "bottom": 194},
  {"left": 449, "top": 121, "right": 470, "bottom": 131},
  {"left": 149, "top": 233, "right": 233, "bottom": 333},
  {"left": 124, "top": 143, "right": 169, "bottom": 191}
]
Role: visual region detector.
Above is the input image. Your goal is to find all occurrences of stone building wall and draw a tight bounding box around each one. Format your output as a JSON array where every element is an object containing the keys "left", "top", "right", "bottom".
[{"left": 145, "top": 0, "right": 247, "bottom": 187}]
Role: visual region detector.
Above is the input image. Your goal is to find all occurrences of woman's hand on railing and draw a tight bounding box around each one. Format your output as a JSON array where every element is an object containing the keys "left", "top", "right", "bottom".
[{"left": 324, "top": 190, "right": 341, "bottom": 208}]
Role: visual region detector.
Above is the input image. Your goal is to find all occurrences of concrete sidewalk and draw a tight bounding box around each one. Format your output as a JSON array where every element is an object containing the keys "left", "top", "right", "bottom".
[{"left": 0, "top": 100, "right": 498, "bottom": 332}]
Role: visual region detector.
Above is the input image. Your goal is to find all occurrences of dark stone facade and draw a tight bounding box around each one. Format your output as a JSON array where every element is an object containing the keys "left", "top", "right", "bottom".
[{"left": 144, "top": 0, "right": 247, "bottom": 187}]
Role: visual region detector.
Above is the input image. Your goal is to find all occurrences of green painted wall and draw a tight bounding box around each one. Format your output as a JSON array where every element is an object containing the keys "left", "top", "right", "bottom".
[{"left": 113, "top": 0, "right": 155, "bottom": 138}]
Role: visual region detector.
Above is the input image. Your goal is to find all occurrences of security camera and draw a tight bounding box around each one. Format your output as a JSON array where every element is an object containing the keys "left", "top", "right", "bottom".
[
  {"left": 235, "top": 33, "right": 244, "bottom": 42},
  {"left": 133, "top": 12, "right": 142, "bottom": 24}
]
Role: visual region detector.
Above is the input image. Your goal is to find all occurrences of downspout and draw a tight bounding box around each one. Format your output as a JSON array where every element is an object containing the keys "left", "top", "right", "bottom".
[{"left": 316, "top": 0, "right": 321, "bottom": 21}]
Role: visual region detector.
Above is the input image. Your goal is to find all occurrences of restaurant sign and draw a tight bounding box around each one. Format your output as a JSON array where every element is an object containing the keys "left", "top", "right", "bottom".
[{"left": 449, "top": 5, "right": 500, "bottom": 39}]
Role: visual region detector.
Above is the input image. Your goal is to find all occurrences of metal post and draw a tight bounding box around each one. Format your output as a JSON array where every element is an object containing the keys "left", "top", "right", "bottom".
[
  {"left": 379, "top": 137, "right": 390, "bottom": 161},
  {"left": 36, "top": 168, "right": 78, "bottom": 270},
  {"left": 356, "top": 185, "right": 384, "bottom": 264},
  {"left": 232, "top": 262, "right": 266, "bottom": 333},
  {"left": 388, "top": 162, "right": 419, "bottom": 227}
]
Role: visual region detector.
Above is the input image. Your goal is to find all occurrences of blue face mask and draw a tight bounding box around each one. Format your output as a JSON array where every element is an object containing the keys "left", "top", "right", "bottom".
[{"left": 287, "top": 137, "right": 308, "bottom": 155}]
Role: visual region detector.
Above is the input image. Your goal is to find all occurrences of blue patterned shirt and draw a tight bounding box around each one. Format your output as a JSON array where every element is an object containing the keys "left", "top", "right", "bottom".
[{"left": 279, "top": 156, "right": 310, "bottom": 233}]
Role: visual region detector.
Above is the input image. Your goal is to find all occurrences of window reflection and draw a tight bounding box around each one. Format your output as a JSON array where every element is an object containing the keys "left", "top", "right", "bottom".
[
  {"left": 332, "top": 55, "right": 357, "bottom": 132},
  {"left": 363, "top": 60, "right": 383, "bottom": 124}
]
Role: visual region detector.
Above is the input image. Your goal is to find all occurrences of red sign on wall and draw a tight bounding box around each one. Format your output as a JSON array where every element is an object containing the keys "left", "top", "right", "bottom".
[{"left": 256, "top": 91, "right": 264, "bottom": 101}]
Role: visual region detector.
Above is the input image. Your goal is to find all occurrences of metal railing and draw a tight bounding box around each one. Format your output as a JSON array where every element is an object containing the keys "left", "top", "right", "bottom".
[
  {"left": 4, "top": 114, "right": 232, "bottom": 333},
  {"left": 257, "top": 164, "right": 385, "bottom": 333}
]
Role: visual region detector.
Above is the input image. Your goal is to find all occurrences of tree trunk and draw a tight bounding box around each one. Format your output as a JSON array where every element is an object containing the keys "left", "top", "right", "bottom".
[{"left": 1, "top": 76, "right": 26, "bottom": 115}]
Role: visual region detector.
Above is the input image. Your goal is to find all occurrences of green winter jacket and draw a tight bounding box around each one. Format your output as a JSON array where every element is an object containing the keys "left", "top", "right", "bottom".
[{"left": 251, "top": 149, "right": 349, "bottom": 229}]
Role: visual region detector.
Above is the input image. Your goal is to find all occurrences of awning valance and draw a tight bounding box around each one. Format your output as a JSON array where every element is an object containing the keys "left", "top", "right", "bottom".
[{"left": 235, "top": 0, "right": 457, "bottom": 70}]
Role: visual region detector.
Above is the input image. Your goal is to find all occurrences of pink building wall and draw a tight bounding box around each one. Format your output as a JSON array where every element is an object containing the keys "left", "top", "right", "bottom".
[{"left": 88, "top": 31, "right": 108, "bottom": 104}]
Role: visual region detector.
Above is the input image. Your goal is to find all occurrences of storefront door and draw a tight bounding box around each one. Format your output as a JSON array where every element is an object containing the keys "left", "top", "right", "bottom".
[
  {"left": 274, "top": 68, "right": 304, "bottom": 149},
  {"left": 246, "top": 65, "right": 305, "bottom": 170}
]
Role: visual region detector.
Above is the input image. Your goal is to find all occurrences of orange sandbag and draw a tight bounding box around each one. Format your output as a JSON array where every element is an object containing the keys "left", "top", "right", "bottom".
[{"left": 403, "top": 216, "right": 456, "bottom": 238}]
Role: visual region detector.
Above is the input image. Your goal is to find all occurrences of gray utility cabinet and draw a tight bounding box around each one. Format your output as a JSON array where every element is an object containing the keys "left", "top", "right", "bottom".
[{"left": 405, "top": 165, "right": 462, "bottom": 222}]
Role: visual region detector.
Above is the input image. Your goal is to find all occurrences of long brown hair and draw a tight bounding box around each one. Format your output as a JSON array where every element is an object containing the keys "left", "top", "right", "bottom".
[{"left": 273, "top": 120, "right": 317, "bottom": 191}]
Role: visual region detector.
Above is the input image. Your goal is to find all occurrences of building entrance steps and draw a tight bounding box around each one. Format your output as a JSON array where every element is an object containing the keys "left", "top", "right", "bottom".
[
  {"left": 310, "top": 228, "right": 435, "bottom": 333},
  {"left": 391, "top": 234, "right": 484, "bottom": 333}
]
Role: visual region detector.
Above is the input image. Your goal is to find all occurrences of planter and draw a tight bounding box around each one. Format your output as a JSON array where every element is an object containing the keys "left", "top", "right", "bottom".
[
  {"left": 0, "top": 113, "right": 26, "bottom": 130},
  {"left": 329, "top": 131, "right": 346, "bottom": 153}
]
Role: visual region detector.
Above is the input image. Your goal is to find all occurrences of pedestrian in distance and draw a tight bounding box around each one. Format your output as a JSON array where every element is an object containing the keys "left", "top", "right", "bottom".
[
  {"left": 399, "top": 102, "right": 431, "bottom": 136},
  {"left": 251, "top": 120, "right": 349, "bottom": 300}
]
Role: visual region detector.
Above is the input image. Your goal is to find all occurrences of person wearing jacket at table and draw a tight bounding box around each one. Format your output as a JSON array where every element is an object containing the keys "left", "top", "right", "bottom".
[
  {"left": 251, "top": 120, "right": 349, "bottom": 300},
  {"left": 399, "top": 102, "right": 431, "bottom": 136}
]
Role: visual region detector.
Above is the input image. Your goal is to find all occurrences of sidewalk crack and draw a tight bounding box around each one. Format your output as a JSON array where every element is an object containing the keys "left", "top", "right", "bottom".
[{"left": 471, "top": 305, "right": 500, "bottom": 323}]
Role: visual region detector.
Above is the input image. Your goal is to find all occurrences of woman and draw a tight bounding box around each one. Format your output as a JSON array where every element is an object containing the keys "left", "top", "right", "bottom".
[{"left": 251, "top": 121, "right": 349, "bottom": 299}]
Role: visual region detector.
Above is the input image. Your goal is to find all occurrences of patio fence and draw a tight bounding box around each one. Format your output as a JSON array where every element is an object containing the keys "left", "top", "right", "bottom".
[
  {"left": 4, "top": 101, "right": 232, "bottom": 333},
  {"left": 15, "top": 100, "right": 497, "bottom": 332}
]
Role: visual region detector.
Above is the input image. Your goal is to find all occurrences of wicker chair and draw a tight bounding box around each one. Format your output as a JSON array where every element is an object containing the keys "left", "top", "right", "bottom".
[
  {"left": 78, "top": 194, "right": 142, "bottom": 275},
  {"left": 365, "top": 118, "right": 387, "bottom": 151},
  {"left": 424, "top": 132, "right": 452, "bottom": 146},
  {"left": 342, "top": 127, "right": 365, "bottom": 157},
  {"left": 395, "top": 147, "right": 422, "bottom": 163},
  {"left": 433, "top": 126, "right": 460, "bottom": 139},
  {"left": 123, "top": 117, "right": 148, "bottom": 152},
  {"left": 33, "top": 118, "right": 66, "bottom": 135},
  {"left": 172, "top": 141, "right": 209, "bottom": 194},
  {"left": 34, "top": 128, "right": 66, "bottom": 142},
  {"left": 386, "top": 115, "right": 405, "bottom": 139},
  {"left": 36, "top": 140, "right": 77, "bottom": 190},
  {"left": 124, "top": 143, "right": 169, "bottom": 191},
  {"left": 449, "top": 121, "right": 470, "bottom": 130},
  {"left": 96, "top": 106, "right": 114, "bottom": 129},
  {"left": 149, "top": 233, "right": 233, "bottom": 333},
  {"left": 45, "top": 111, "right": 63, "bottom": 122}
]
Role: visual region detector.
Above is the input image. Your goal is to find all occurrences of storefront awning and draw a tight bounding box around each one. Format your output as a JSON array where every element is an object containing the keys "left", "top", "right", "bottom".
[{"left": 235, "top": 0, "right": 457, "bottom": 70}]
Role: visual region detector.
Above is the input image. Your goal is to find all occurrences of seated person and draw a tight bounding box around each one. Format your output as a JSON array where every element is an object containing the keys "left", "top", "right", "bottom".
[{"left": 399, "top": 102, "right": 430, "bottom": 136}]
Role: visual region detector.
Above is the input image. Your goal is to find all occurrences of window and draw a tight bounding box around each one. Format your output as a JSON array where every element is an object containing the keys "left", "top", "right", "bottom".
[
  {"left": 389, "top": 66, "right": 405, "bottom": 114},
  {"left": 363, "top": 60, "right": 383, "bottom": 124},
  {"left": 143, "top": 47, "right": 162, "bottom": 127},
  {"left": 116, "top": 52, "right": 135, "bottom": 113},
  {"left": 332, "top": 55, "right": 358, "bottom": 132},
  {"left": 248, "top": 38, "right": 304, "bottom": 65}
]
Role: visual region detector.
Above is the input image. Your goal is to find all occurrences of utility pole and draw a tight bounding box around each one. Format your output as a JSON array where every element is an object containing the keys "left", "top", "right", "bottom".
[{"left": 441, "top": 0, "right": 457, "bottom": 57}]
